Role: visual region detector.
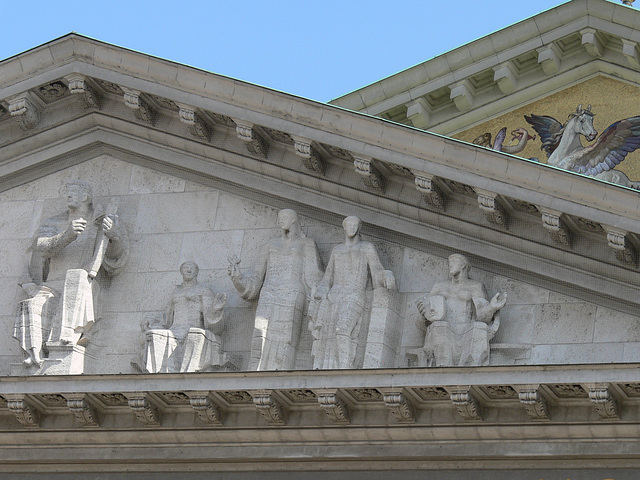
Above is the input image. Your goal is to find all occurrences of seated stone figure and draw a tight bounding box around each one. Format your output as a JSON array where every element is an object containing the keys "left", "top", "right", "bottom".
[
  {"left": 142, "top": 262, "right": 227, "bottom": 373},
  {"left": 416, "top": 254, "right": 507, "bottom": 367}
]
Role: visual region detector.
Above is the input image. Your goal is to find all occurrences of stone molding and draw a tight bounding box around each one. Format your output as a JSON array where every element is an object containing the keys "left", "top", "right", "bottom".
[
  {"left": 447, "top": 387, "right": 482, "bottom": 421},
  {"left": 517, "top": 386, "right": 551, "bottom": 421},
  {"left": 291, "top": 136, "right": 325, "bottom": 173}
]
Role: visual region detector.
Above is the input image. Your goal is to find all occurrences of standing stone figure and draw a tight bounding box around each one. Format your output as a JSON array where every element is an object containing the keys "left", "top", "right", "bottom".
[
  {"left": 310, "top": 216, "right": 396, "bottom": 369},
  {"left": 228, "top": 209, "right": 323, "bottom": 370},
  {"left": 141, "top": 261, "right": 227, "bottom": 373},
  {"left": 416, "top": 254, "right": 507, "bottom": 367},
  {"left": 13, "top": 180, "right": 129, "bottom": 367}
]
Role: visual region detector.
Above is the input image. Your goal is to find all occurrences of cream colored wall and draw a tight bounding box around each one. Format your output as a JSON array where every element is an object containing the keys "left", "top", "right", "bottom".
[{"left": 455, "top": 76, "right": 640, "bottom": 181}]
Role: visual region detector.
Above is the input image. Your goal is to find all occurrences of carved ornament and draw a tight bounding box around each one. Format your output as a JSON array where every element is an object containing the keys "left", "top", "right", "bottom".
[
  {"left": 476, "top": 189, "right": 507, "bottom": 227},
  {"left": 413, "top": 172, "right": 445, "bottom": 209},
  {"left": 126, "top": 393, "right": 161, "bottom": 426},
  {"left": 353, "top": 155, "right": 385, "bottom": 192},
  {"left": 448, "top": 388, "right": 482, "bottom": 421},
  {"left": 178, "top": 106, "right": 212, "bottom": 141},
  {"left": 315, "top": 390, "right": 350, "bottom": 424},
  {"left": 121, "top": 87, "right": 156, "bottom": 124},
  {"left": 379, "top": 389, "right": 416, "bottom": 423},
  {"left": 65, "top": 393, "right": 100, "bottom": 427},
  {"left": 8, "top": 94, "right": 41, "bottom": 130},
  {"left": 5, "top": 394, "right": 40, "bottom": 427},
  {"left": 234, "top": 121, "right": 269, "bottom": 157},
  {"left": 518, "top": 387, "right": 550, "bottom": 420},
  {"left": 539, "top": 208, "right": 572, "bottom": 246},
  {"left": 603, "top": 226, "right": 637, "bottom": 266},
  {"left": 588, "top": 385, "right": 620, "bottom": 419},
  {"left": 187, "top": 391, "right": 223, "bottom": 425},
  {"left": 64, "top": 74, "right": 101, "bottom": 109},
  {"left": 251, "top": 390, "right": 286, "bottom": 425},
  {"left": 292, "top": 137, "right": 325, "bottom": 173}
]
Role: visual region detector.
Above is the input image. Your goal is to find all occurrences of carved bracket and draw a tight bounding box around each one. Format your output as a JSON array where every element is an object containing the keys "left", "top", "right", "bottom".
[
  {"left": 537, "top": 44, "right": 561, "bottom": 75},
  {"left": 588, "top": 385, "right": 620, "bottom": 420},
  {"left": 292, "top": 137, "right": 325, "bottom": 173},
  {"left": 235, "top": 121, "right": 269, "bottom": 158},
  {"left": 405, "top": 98, "right": 430, "bottom": 129},
  {"left": 126, "top": 393, "right": 161, "bottom": 426},
  {"left": 603, "top": 226, "right": 637, "bottom": 266},
  {"left": 476, "top": 190, "right": 507, "bottom": 227},
  {"left": 493, "top": 62, "right": 517, "bottom": 95},
  {"left": 413, "top": 172, "right": 445, "bottom": 210},
  {"left": 518, "top": 386, "right": 550, "bottom": 420},
  {"left": 178, "top": 106, "right": 212, "bottom": 141},
  {"left": 187, "top": 391, "right": 223, "bottom": 425},
  {"left": 379, "top": 388, "right": 416, "bottom": 423},
  {"left": 354, "top": 155, "right": 385, "bottom": 192},
  {"left": 622, "top": 40, "right": 640, "bottom": 69},
  {"left": 121, "top": 87, "right": 156, "bottom": 125},
  {"left": 8, "top": 94, "right": 41, "bottom": 130},
  {"left": 539, "top": 208, "right": 572, "bottom": 247},
  {"left": 449, "top": 80, "right": 473, "bottom": 112},
  {"left": 251, "top": 390, "right": 286, "bottom": 425},
  {"left": 448, "top": 387, "right": 482, "bottom": 421},
  {"left": 581, "top": 28, "right": 603, "bottom": 57},
  {"left": 314, "top": 389, "right": 350, "bottom": 424},
  {"left": 64, "top": 74, "right": 101, "bottom": 109},
  {"left": 64, "top": 393, "right": 100, "bottom": 427},
  {"left": 5, "top": 394, "right": 40, "bottom": 427}
]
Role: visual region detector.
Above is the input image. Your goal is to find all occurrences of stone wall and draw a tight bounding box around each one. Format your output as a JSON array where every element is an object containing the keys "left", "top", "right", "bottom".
[{"left": 1, "top": 154, "right": 638, "bottom": 375}]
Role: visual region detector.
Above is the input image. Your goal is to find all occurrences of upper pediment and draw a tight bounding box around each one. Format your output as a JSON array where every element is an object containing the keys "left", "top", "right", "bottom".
[
  {"left": 0, "top": 33, "right": 639, "bottom": 318},
  {"left": 330, "top": 0, "right": 640, "bottom": 136}
]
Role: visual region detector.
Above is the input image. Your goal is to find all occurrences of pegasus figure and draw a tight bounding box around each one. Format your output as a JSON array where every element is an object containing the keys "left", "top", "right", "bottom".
[{"left": 525, "top": 105, "right": 640, "bottom": 189}]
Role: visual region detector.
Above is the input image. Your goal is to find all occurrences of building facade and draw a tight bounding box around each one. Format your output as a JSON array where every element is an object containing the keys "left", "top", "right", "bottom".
[{"left": 1, "top": 1, "right": 640, "bottom": 478}]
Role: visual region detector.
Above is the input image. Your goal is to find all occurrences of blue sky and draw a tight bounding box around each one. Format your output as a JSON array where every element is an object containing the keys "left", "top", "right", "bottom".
[{"left": 0, "top": 1, "right": 599, "bottom": 102}]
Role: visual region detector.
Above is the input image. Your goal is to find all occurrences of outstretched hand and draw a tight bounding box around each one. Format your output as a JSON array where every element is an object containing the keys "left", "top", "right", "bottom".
[{"left": 490, "top": 292, "right": 507, "bottom": 310}]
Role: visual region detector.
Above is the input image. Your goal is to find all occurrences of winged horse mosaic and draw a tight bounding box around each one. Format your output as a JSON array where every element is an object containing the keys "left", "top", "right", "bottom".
[{"left": 525, "top": 105, "right": 640, "bottom": 189}]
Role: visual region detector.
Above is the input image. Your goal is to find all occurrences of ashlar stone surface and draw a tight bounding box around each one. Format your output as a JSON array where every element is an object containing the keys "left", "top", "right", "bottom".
[{"left": 0, "top": 154, "right": 639, "bottom": 375}]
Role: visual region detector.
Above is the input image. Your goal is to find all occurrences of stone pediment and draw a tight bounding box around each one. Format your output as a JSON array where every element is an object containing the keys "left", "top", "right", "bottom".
[
  {"left": 331, "top": 0, "right": 640, "bottom": 137},
  {"left": 1, "top": 34, "right": 639, "bottom": 321},
  {"left": 4, "top": 30, "right": 640, "bottom": 477}
]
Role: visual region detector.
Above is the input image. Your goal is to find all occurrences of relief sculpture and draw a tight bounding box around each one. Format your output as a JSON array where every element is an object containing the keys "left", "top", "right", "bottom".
[
  {"left": 13, "top": 180, "right": 129, "bottom": 371},
  {"left": 416, "top": 254, "right": 506, "bottom": 367},
  {"left": 310, "top": 216, "right": 396, "bottom": 369},
  {"left": 228, "top": 209, "right": 323, "bottom": 370},
  {"left": 139, "top": 261, "right": 227, "bottom": 373}
]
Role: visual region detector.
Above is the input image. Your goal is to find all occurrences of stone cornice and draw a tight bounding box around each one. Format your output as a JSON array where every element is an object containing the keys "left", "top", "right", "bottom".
[
  {"left": 1, "top": 36, "right": 640, "bottom": 315},
  {"left": 330, "top": 0, "right": 640, "bottom": 134}
]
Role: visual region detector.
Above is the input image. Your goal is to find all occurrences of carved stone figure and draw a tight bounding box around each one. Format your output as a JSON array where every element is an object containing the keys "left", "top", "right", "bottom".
[
  {"left": 416, "top": 254, "right": 506, "bottom": 367},
  {"left": 525, "top": 105, "right": 640, "bottom": 188},
  {"left": 311, "top": 216, "right": 396, "bottom": 369},
  {"left": 228, "top": 209, "right": 323, "bottom": 370},
  {"left": 13, "top": 180, "right": 129, "bottom": 368},
  {"left": 142, "top": 262, "right": 227, "bottom": 373}
]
